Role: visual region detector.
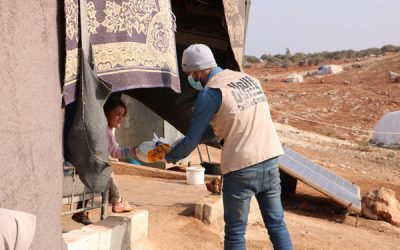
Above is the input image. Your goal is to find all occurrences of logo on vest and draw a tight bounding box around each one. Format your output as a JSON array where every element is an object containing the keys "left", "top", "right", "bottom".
[{"left": 227, "top": 76, "right": 266, "bottom": 111}]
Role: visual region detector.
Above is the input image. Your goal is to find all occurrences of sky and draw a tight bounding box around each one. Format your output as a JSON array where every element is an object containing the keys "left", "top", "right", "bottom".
[{"left": 245, "top": 0, "right": 400, "bottom": 57}]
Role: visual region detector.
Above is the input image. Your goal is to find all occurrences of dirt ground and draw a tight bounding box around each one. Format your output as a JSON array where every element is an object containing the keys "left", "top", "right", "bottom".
[
  {"left": 106, "top": 131, "right": 400, "bottom": 250},
  {"left": 194, "top": 126, "right": 400, "bottom": 250},
  {"left": 244, "top": 53, "right": 400, "bottom": 196},
  {"left": 62, "top": 53, "right": 400, "bottom": 249},
  {"left": 247, "top": 53, "right": 400, "bottom": 142},
  {"left": 245, "top": 54, "right": 400, "bottom": 249}
]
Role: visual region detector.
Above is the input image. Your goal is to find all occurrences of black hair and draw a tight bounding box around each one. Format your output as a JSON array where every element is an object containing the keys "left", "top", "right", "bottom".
[{"left": 104, "top": 96, "right": 127, "bottom": 117}]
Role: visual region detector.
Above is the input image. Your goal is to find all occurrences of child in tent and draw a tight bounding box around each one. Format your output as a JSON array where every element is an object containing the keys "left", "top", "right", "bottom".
[{"left": 72, "top": 96, "right": 136, "bottom": 225}]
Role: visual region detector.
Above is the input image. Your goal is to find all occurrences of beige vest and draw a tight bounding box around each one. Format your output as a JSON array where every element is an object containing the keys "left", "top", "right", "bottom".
[{"left": 207, "top": 69, "right": 283, "bottom": 174}]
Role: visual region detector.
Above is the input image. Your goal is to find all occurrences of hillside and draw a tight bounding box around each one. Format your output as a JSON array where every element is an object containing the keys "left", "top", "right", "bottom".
[
  {"left": 244, "top": 53, "right": 400, "bottom": 190},
  {"left": 246, "top": 53, "right": 400, "bottom": 142}
]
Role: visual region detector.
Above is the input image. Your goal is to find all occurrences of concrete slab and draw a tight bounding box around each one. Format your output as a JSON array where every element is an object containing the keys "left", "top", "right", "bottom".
[
  {"left": 62, "top": 173, "right": 220, "bottom": 233},
  {"left": 82, "top": 217, "right": 126, "bottom": 250},
  {"left": 63, "top": 229, "right": 99, "bottom": 250},
  {"left": 114, "top": 175, "right": 224, "bottom": 224},
  {"left": 111, "top": 161, "right": 218, "bottom": 182},
  {"left": 112, "top": 175, "right": 225, "bottom": 248},
  {"left": 115, "top": 175, "right": 210, "bottom": 209},
  {"left": 63, "top": 174, "right": 224, "bottom": 249},
  {"left": 63, "top": 210, "right": 148, "bottom": 250}
]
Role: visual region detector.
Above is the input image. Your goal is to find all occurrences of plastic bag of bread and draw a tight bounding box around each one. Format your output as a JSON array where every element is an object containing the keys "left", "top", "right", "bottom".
[
  {"left": 147, "top": 143, "right": 172, "bottom": 162},
  {"left": 136, "top": 133, "right": 173, "bottom": 163}
]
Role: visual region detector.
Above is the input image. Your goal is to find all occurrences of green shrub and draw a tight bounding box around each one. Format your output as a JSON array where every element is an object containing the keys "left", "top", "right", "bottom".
[
  {"left": 244, "top": 55, "right": 261, "bottom": 63},
  {"left": 261, "top": 44, "right": 400, "bottom": 68},
  {"left": 381, "top": 44, "right": 400, "bottom": 53},
  {"left": 356, "top": 140, "right": 372, "bottom": 152}
]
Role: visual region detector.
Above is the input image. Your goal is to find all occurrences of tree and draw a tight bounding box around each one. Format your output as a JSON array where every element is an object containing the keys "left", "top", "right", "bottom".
[
  {"left": 263, "top": 57, "right": 283, "bottom": 67},
  {"left": 282, "top": 58, "right": 292, "bottom": 70},
  {"left": 285, "top": 48, "right": 291, "bottom": 58},
  {"left": 260, "top": 54, "right": 273, "bottom": 62},
  {"left": 381, "top": 44, "right": 400, "bottom": 53},
  {"left": 311, "top": 54, "right": 324, "bottom": 66},
  {"left": 343, "top": 49, "right": 357, "bottom": 59},
  {"left": 244, "top": 55, "right": 261, "bottom": 63}
]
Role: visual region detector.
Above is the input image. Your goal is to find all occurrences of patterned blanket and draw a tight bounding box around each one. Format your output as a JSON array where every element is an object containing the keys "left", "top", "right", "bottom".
[{"left": 63, "top": 0, "right": 180, "bottom": 104}]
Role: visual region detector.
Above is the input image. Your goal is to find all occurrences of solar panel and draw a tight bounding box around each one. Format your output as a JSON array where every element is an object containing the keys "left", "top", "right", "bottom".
[{"left": 278, "top": 145, "right": 361, "bottom": 212}]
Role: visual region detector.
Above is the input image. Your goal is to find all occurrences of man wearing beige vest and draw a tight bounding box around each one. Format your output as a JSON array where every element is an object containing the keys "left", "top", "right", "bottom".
[{"left": 166, "top": 44, "right": 293, "bottom": 250}]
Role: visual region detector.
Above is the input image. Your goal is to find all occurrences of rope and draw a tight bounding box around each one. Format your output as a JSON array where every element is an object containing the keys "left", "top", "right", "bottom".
[{"left": 270, "top": 107, "right": 400, "bottom": 135}]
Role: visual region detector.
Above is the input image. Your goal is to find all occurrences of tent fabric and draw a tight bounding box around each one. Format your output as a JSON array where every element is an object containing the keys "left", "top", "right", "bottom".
[
  {"left": 372, "top": 111, "right": 400, "bottom": 147},
  {"left": 223, "top": 0, "right": 246, "bottom": 71},
  {"left": 285, "top": 73, "right": 304, "bottom": 83},
  {"left": 63, "top": 0, "right": 180, "bottom": 105},
  {"left": 63, "top": 0, "right": 249, "bottom": 149},
  {"left": 317, "top": 65, "right": 343, "bottom": 75},
  {"left": 67, "top": 0, "right": 112, "bottom": 193},
  {"left": 125, "top": 0, "right": 248, "bottom": 143}
]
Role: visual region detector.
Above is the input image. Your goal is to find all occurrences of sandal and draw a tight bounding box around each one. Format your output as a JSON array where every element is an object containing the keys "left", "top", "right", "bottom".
[
  {"left": 112, "top": 197, "right": 134, "bottom": 213},
  {"left": 72, "top": 211, "right": 93, "bottom": 225}
]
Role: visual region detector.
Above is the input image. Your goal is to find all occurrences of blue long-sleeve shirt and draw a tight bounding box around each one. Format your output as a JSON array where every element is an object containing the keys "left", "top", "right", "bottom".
[{"left": 165, "top": 67, "right": 223, "bottom": 163}]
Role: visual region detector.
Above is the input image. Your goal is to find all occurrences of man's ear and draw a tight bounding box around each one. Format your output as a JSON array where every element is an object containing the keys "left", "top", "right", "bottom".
[{"left": 193, "top": 71, "right": 200, "bottom": 81}]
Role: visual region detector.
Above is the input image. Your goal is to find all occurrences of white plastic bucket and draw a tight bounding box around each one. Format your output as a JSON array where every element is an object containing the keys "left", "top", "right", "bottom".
[{"left": 186, "top": 166, "right": 205, "bottom": 185}]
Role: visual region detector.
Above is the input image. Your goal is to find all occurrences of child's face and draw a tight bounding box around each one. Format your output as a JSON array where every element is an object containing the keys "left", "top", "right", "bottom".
[{"left": 107, "top": 106, "right": 126, "bottom": 128}]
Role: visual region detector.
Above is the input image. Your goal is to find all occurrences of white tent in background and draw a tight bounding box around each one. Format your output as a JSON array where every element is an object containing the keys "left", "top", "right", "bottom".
[
  {"left": 317, "top": 65, "right": 343, "bottom": 75},
  {"left": 372, "top": 111, "right": 400, "bottom": 147},
  {"left": 285, "top": 73, "right": 304, "bottom": 83}
]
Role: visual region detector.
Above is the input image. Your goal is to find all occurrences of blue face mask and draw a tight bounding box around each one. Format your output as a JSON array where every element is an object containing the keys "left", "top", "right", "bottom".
[{"left": 188, "top": 75, "right": 203, "bottom": 90}]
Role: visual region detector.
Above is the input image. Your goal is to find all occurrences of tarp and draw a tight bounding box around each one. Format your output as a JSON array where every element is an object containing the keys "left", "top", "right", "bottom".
[
  {"left": 317, "top": 65, "right": 343, "bottom": 75},
  {"left": 372, "top": 111, "right": 400, "bottom": 147},
  {"left": 67, "top": 0, "right": 113, "bottom": 193},
  {"left": 285, "top": 73, "right": 304, "bottom": 83}
]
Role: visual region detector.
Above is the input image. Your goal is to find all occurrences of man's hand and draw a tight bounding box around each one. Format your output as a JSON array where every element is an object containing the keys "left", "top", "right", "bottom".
[{"left": 147, "top": 143, "right": 172, "bottom": 162}]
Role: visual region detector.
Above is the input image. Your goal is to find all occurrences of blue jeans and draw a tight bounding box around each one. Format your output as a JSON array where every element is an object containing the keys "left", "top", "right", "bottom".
[{"left": 222, "top": 157, "right": 293, "bottom": 250}]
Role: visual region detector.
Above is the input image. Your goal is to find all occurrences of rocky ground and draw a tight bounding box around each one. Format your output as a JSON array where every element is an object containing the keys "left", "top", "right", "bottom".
[
  {"left": 244, "top": 53, "right": 400, "bottom": 196},
  {"left": 241, "top": 53, "right": 400, "bottom": 249},
  {"left": 247, "top": 53, "right": 400, "bottom": 142}
]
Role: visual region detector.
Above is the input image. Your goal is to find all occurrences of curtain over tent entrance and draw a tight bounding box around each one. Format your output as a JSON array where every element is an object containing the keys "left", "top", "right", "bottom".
[
  {"left": 63, "top": 0, "right": 250, "bottom": 153},
  {"left": 62, "top": 0, "right": 250, "bottom": 193},
  {"left": 63, "top": 0, "right": 250, "bottom": 141}
]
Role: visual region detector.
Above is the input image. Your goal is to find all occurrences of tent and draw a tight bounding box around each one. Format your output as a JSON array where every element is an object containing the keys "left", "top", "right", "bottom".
[
  {"left": 317, "top": 65, "right": 343, "bottom": 75},
  {"left": 285, "top": 73, "right": 304, "bottom": 83},
  {"left": 2, "top": 1, "right": 251, "bottom": 247},
  {"left": 372, "top": 111, "right": 400, "bottom": 147},
  {"left": 63, "top": 0, "right": 250, "bottom": 142},
  {"left": 63, "top": 0, "right": 251, "bottom": 158}
]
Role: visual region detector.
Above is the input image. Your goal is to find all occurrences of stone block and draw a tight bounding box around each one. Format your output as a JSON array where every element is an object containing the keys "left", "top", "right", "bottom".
[
  {"left": 63, "top": 210, "right": 149, "bottom": 250},
  {"left": 194, "top": 195, "right": 223, "bottom": 224},
  {"left": 111, "top": 210, "right": 149, "bottom": 249},
  {"left": 82, "top": 217, "right": 126, "bottom": 250},
  {"left": 362, "top": 187, "right": 400, "bottom": 225},
  {"left": 63, "top": 229, "right": 99, "bottom": 250}
]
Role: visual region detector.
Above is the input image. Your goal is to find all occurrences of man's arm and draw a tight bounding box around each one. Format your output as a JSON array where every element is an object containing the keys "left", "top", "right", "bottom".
[{"left": 165, "top": 88, "right": 221, "bottom": 163}]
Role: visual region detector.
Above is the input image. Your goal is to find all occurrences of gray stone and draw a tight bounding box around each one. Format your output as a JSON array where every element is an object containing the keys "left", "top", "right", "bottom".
[{"left": 194, "top": 196, "right": 223, "bottom": 224}]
